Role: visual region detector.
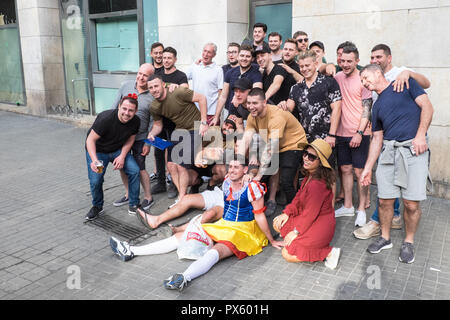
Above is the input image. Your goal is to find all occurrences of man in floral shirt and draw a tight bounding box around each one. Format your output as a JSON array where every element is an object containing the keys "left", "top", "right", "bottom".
[{"left": 279, "top": 50, "right": 342, "bottom": 150}]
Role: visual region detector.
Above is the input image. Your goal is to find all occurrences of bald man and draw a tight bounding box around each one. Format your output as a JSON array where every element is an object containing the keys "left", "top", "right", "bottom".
[{"left": 110, "top": 63, "right": 156, "bottom": 212}]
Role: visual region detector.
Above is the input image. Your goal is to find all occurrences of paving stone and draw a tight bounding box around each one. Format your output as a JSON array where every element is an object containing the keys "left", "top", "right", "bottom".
[{"left": 1, "top": 111, "right": 449, "bottom": 300}]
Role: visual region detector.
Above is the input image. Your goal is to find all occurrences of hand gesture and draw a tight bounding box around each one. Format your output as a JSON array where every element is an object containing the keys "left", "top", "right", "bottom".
[
  {"left": 273, "top": 213, "right": 289, "bottom": 232},
  {"left": 349, "top": 133, "right": 362, "bottom": 148},
  {"left": 392, "top": 70, "right": 410, "bottom": 92}
]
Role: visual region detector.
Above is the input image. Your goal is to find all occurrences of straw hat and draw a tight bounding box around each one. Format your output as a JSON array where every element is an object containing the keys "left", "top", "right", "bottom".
[{"left": 307, "top": 139, "right": 332, "bottom": 169}]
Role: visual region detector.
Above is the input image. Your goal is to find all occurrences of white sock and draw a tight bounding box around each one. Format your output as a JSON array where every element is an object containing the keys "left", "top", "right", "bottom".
[
  {"left": 130, "top": 235, "right": 179, "bottom": 256},
  {"left": 182, "top": 249, "right": 220, "bottom": 281}
]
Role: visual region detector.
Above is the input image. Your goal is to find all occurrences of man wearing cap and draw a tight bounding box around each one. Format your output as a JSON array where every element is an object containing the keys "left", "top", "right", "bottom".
[
  {"left": 359, "top": 63, "right": 433, "bottom": 264},
  {"left": 255, "top": 46, "right": 290, "bottom": 106},
  {"left": 309, "top": 41, "right": 327, "bottom": 70},
  {"left": 109, "top": 63, "right": 156, "bottom": 212},
  {"left": 210, "top": 45, "right": 263, "bottom": 126},
  {"left": 241, "top": 88, "right": 308, "bottom": 206},
  {"left": 227, "top": 78, "right": 252, "bottom": 128}
]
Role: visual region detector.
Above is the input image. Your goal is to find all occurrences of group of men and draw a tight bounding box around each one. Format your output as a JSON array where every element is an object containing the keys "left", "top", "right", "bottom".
[{"left": 85, "top": 22, "right": 434, "bottom": 270}]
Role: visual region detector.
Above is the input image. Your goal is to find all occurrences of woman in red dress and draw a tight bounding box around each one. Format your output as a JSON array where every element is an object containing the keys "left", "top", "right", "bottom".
[{"left": 273, "top": 139, "right": 341, "bottom": 269}]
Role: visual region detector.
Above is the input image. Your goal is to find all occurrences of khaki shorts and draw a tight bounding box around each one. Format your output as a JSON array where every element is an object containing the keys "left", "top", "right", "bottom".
[{"left": 376, "top": 148, "right": 429, "bottom": 201}]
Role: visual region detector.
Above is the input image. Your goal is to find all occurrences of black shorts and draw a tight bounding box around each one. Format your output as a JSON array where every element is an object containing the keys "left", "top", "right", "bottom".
[
  {"left": 167, "top": 130, "right": 200, "bottom": 168},
  {"left": 131, "top": 140, "right": 146, "bottom": 170},
  {"left": 336, "top": 135, "right": 370, "bottom": 169}
]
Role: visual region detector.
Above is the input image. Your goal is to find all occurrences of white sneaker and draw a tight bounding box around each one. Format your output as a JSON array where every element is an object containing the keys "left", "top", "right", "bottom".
[
  {"left": 355, "top": 210, "right": 367, "bottom": 227},
  {"left": 335, "top": 205, "right": 355, "bottom": 218},
  {"left": 325, "top": 247, "right": 341, "bottom": 270},
  {"left": 168, "top": 198, "right": 179, "bottom": 209}
]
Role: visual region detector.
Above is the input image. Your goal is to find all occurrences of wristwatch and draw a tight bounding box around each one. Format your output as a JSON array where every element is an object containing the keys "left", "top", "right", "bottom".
[
  {"left": 356, "top": 130, "right": 364, "bottom": 136},
  {"left": 201, "top": 121, "right": 208, "bottom": 126},
  {"left": 293, "top": 228, "right": 299, "bottom": 235}
]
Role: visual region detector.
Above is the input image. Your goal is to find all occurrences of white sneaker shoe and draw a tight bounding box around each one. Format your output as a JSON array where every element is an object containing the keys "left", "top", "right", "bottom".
[
  {"left": 355, "top": 210, "right": 367, "bottom": 227},
  {"left": 325, "top": 247, "right": 341, "bottom": 270},
  {"left": 335, "top": 205, "right": 355, "bottom": 218}
]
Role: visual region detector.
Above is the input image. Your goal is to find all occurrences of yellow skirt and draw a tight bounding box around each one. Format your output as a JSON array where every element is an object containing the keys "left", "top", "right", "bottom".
[{"left": 202, "top": 219, "right": 268, "bottom": 258}]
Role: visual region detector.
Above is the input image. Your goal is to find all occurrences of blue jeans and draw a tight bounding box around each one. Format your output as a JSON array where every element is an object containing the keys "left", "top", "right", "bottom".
[
  {"left": 86, "top": 150, "right": 140, "bottom": 207},
  {"left": 371, "top": 198, "right": 400, "bottom": 223}
]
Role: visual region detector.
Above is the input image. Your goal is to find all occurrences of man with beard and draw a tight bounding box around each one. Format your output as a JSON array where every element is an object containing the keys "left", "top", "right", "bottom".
[
  {"left": 222, "top": 42, "right": 240, "bottom": 76},
  {"left": 268, "top": 32, "right": 283, "bottom": 61},
  {"left": 110, "top": 63, "right": 156, "bottom": 212},
  {"left": 85, "top": 96, "right": 141, "bottom": 221},
  {"left": 135, "top": 115, "right": 240, "bottom": 229},
  {"left": 255, "top": 46, "right": 290, "bottom": 105},
  {"left": 152, "top": 46, "right": 189, "bottom": 198},
  {"left": 144, "top": 74, "right": 209, "bottom": 209},
  {"left": 150, "top": 42, "right": 164, "bottom": 74}
]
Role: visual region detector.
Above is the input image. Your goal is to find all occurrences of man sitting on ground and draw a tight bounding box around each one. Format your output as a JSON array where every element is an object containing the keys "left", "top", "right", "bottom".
[{"left": 110, "top": 158, "right": 284, "bottom": 292}]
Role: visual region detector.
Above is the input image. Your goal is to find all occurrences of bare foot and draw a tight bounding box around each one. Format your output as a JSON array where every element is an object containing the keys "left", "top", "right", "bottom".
[
  {"left": 137, "top": 208, "right": 159, "bottom": 229},
  {"left": 168, "top": 224, "right": 182, "bottom": 234}
]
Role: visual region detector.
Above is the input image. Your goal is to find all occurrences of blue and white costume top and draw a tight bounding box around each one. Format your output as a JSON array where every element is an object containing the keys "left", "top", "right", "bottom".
[{"left": 222, "top": 178, "right": 266, "bottom": 222}]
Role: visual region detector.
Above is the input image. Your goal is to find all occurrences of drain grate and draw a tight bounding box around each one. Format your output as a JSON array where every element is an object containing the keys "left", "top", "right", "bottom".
[{"left": 86, "top": 214, "right": 155, "bottom": 245}]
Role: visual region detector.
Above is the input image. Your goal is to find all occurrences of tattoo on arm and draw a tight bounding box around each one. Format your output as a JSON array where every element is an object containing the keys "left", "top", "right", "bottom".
[{"left": 361, "top": 98, "right": 373, "bottom": 120}]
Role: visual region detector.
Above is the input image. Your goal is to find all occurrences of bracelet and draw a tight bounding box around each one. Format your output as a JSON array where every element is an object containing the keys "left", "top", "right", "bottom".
[
  {"left": 328, "top": 133, "right": 337, "bottom": 138},
  {"left": 201, "top": 121, "right": 208, "bottom": 125},
  {"left": 356, "top": 130, "right": 364, "bottom": 136},
  {"left": 293, "top": 228, "right": 299, "bottom": 235}
]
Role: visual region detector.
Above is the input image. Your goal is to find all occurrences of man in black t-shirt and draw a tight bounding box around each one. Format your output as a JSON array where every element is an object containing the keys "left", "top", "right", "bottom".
[
  {"left": 150, "top": 42, "right": 164, "bottom": 74},
  {"left": 85, "top": 97, "right": 141, "bottom": 221},
  {"left": 152, "top": 46, "right": 189, "bottom": 197},
  {"left": 255, "top": 46, "right": 290, "bottom": 105}
]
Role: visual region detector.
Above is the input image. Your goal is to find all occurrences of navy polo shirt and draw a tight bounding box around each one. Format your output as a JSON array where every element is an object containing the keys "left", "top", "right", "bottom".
[
  {"left": 372, "top": 78, "right": 426, "bottom": 141},
  {"left": 224, "top": 65, "right": 262, "bottom": 111}
]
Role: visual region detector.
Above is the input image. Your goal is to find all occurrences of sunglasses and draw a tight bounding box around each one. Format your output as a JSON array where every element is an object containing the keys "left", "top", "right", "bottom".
[
  {"left": 303, "top": 150, "right": 318, "bottom": 162},
  {"left": 297, "top": 38, "right": 309, "bottom": 43}
]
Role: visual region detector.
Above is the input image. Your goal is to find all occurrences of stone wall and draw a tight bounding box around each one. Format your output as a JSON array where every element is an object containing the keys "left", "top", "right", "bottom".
[
  {"left": 17, "top": 0, "right": 66, "bottom": 116},
  {"left": 157, "top": 0, "right": 249, "bottom": 71},
  {"left": 292, "top": 0, "right": 450, "bottom": 198}
]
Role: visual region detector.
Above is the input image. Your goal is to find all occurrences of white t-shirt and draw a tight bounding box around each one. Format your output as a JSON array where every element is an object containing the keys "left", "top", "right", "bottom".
[{"left": 186, "top": 62, "right": 224, "bottom": 115}]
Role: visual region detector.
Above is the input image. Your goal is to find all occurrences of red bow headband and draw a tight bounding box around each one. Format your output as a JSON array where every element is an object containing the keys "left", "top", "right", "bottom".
[{"left": 127, "top": 93, "right": 138, "bottom": 100}]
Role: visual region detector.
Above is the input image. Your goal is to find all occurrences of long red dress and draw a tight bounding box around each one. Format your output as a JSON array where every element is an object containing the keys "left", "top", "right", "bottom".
[{"left": 280, "top": 177, "right": 335, "bottom": 262}]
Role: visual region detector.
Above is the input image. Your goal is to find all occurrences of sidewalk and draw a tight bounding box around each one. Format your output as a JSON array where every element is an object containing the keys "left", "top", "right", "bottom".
[{"left": 0, "top": 110, "right": 449, "bottom": 300}]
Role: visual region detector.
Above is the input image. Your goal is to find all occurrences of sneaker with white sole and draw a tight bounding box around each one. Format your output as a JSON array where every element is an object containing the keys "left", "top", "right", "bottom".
[
  {"left": 110, "top": 236, "right": 134, "bottom": 262},
  {"left": 367, "top": 236, "right": 393, "bottom": 254},
  {"left": 324, "top": 247, "right": 341, "bottom": 270},
  {"left": 399, "top": 242, "right": 415, "bottom": 264},
  {"left": 353, "top": 220, "right": 380, "bottom": 239},
  {"left": 335, "top": 205, "right": 355, "bottom": 218},
  {"left": 140, "top": 198, "right": 154, "bottom": 211},
  {"left": 113, "top": 196, "right": 129, "bottom": 207},
  {"left": 355, "top": 210, "right": 367, "bottom": 227},
  {"left": 163, "top": 273, "right": 188, "bottom": 291}
]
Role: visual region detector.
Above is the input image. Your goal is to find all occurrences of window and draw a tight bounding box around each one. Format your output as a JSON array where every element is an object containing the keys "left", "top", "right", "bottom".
[
  {"left": 0, "top": 0, "right": 17, "bottom": 25},
  {"left": 89, "top": 0, "right": 137, "bottom": 14}
]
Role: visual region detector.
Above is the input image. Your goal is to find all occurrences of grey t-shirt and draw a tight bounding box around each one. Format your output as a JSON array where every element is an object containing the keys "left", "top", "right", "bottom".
[{"left": 111, "top": 80, "right": 154, "bottom": 141}]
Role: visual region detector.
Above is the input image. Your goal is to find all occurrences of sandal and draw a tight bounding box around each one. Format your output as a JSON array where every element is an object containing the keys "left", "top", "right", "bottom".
[{"left": 136, "top": 207, "right": 153, "bottom": 230}]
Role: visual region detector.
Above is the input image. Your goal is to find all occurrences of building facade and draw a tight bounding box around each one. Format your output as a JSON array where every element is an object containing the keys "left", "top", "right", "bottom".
[{"left": 1, "top": 0, "right": 449, "bottom": 198}]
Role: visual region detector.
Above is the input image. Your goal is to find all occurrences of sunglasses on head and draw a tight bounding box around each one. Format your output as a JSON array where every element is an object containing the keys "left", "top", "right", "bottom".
[
  {"left": 303, "top": 150, "right": 318, "bottom": 161},
  {"left": 297, "top": 38, "right": 309, "bottom": 43}
]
